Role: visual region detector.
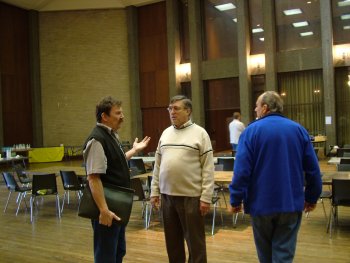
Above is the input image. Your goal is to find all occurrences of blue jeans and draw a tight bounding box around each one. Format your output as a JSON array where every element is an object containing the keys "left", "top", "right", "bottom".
[
  {"left": 251, "top": 212, "right": 302, "bottom": 263},
  {"left": 91, "top": 220, "right": 126, "bottom": 263}
]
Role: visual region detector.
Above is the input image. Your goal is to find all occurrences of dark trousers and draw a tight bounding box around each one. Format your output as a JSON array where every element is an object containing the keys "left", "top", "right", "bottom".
[
  {"left": 251, "top": 212, "right": 302, "bottom": 263},
  {"left": 161, "top": 194, "right": 207, "bottom": 263},
  {"left": 91, "top": 219, "right": 126, "bottom": 263}
]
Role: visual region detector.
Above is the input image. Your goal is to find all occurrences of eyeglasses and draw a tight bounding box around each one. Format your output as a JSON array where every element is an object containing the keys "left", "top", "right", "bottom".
[{"left": 167, "top": 106, "right": 185, "bottom": 112}]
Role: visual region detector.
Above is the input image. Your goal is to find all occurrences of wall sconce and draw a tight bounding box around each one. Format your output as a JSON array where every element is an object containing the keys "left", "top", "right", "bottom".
[
  {"left": 249, "top": 54, "right": 265, "bottom": 74},
  {"left": 333, "top": 44, "right": 350, "bottom": 66},
  {"left": 176, "top": 63, "right": 191, "bottom": 82},
  {"left": 348, "top": 75, "right": 350, "bottom": 87}
]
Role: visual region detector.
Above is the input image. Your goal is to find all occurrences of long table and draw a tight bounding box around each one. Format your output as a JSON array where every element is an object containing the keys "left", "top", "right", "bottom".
[
  {"left": 321, "top": 171, "right": 350, "bottom": 185},
  {"left": 328, "top": 157, "right": 350, "bottom": 165},
  {"left": 135, "top": 170, "right": 350, "bottom": 185}
]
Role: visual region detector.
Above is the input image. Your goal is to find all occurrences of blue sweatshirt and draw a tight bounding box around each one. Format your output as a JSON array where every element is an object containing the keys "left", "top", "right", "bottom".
[{"left": 229, "top": 113, "right": 322, "bottom": 216}]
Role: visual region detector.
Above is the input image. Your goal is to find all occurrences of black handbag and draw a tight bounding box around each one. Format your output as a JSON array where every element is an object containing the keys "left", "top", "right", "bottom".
[{"left": 78, "top": 182, "right": 135, "bottom": 226}]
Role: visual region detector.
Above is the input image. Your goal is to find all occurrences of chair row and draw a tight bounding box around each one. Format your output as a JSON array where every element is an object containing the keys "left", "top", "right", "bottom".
[{"left": 2, "top": 170, "right": 85, "bottom": 223}]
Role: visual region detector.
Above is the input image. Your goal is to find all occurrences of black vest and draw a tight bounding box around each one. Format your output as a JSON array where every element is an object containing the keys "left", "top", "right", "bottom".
[{"left": 84, "top": 125, "right": 130, "bottom": 188}]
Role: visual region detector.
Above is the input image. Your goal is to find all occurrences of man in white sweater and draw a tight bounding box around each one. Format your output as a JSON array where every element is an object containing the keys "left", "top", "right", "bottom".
[{"left": 151, "top": 95, "right": 214, "bottom": 263}]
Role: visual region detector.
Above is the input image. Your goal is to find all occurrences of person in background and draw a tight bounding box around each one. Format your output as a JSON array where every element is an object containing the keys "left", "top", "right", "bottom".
[
  {"left": 83, "top": 96, "right": 150, "bottom": 263},
  {"left": 150, "top": 95, "right": 214, "bottom": 263},
  {"left": 229, "top": 91, "right": 322, "bottom": 263},
  {"left": 228, "top": 112, "right": 245, "bottom": 151}
]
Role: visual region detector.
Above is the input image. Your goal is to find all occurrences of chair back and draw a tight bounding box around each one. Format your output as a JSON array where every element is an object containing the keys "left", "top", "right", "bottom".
[
  {"left": 337, "top": 164, "right": 350, "bottom": 171},
  {"left": 340, "top": 158, "right": 350, "bottom": 164},
  {"left": 129, "top": 158, "right": 147, "bottom": 174},
  {"left": 13, "top": 164, "right": 31, "bottom": 184},
  {"left": 332, "top": 179, "right": 350, "bottom": 206},
  {"left": 337, "top": 148, "right": 350, "bottom": 157},
  {"left": 214, "top": 164, "right": 224, "bottom": 171},
  {"left": 32, "top": 174, "right": 58, "bottom": 196},
  {"left": 217, "top": 157, "right": 235, "bottom": 171},
  {"left": 2, "top": 172, "right": 17, "bottom": 191},
  {"left": 130, "top": 177, "right": 146, "bottom": 200},
  {"left": 60, "top": 170, "right": 82, "bottom": 190}
]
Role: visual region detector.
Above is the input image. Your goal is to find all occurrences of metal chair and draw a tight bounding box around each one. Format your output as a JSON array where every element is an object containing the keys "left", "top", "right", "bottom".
[
  {"left": 130, "top": 177, "right": 152, "bottom": 229},
  {"left": 340, "top": 158, "right": 350, "bottom": 164},
  {"left": 30, "top": 173, "right": 61, "bottom": 223},
  {"left": 327, "top": 179, "right": 350, "bottom": 238},
  {"left": 129, "top": 158, "right": 147, "bottom": 174},
  {"left": 59, "top": 170, "right": 84, "bottom": 213},
  {"left": 211, "top": 193, "right": 223, "bottom": 235},
  {"left": 13, "top": 163, "right": 32, "bottom": 186},
  {"left": 2, "top": 172, "right": 31, "bottom": 215},
  {"left": 337, "top": 164, "right": 350, "bottom": 171},
  {"left": 217, "top": 157, "right": 235, "bottom": 171}
]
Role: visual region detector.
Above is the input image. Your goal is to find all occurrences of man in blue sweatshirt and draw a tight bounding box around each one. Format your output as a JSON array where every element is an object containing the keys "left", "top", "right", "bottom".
[{"left": 229, "top": 91, "right": 322, "bottom": 263}]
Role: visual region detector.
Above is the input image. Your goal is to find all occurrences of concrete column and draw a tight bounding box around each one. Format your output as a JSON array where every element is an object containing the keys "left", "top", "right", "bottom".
[
  {"left": 320, "top": 0, "right": 336, "bottom": 149},
  {"left": 126, "top": 6, "right": 142, "bottom": 139},
  {"left": 188, "top": 0, "right": 204, "bottom": 127},
  {"left": 236, "top": 0, "right": 252, "bottom": 123},
  {"left": 28, "top": 10, "right": 43, "bottom": 147},
  {"left": 263, "top": 0, "right": 277, "bottom": 91},
  {"left": 166, "top": 0, "right": 181, "bottom": 98},
  {"left": 0, "top": 70, "right": 3, "bottom": 147}
]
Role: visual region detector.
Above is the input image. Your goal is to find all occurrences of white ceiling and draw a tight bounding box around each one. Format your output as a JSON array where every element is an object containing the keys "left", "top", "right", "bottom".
[{"left": 0, "top": 0, "right": 163, "bottom": 11}]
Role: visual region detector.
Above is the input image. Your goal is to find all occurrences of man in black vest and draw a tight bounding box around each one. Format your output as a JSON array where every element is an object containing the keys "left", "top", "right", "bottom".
[{"left": 84, "top": 96, "right": 150, "bottom": 263}]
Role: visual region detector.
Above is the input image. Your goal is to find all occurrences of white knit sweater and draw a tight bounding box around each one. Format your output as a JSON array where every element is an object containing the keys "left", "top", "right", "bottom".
[{"left": 150, "top": 121, "right": 214, "bottom": 203}]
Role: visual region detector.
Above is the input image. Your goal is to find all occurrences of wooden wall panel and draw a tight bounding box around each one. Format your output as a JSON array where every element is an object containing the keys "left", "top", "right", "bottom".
[
  {"left": 0, "top": 3, "right": 32, "bottom": 146},
  {"left": 142, "top": 108, "right": 170, "bottom": 153},
  {"left": 138, "top": 1, "right": 169, "bottom": 147}
]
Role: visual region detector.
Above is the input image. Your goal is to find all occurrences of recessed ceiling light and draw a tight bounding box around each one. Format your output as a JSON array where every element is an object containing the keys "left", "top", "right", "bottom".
[
  {"left": 215, "top": 3, "right": 236, "bottom": 11},
  {"left": 293, "top": 21, "right": 309, "bottom": 27},
  {"left": 338, "top": 0, "right": 350, "bottom": 7},
  {"left": 232, "top": 18, "right": 237, "bottom": 23},
  {"left": 341, "top": 14, "right": 350, "bottom": 20},
  {"left": 344, "top": 25, "right": 350, "bottom": 29},
  {"left": 283, "top": 8, "right": 302, "bottom": 16},
  {"left": 252, "top": 28, "right": 264, "bottom": 33},
  {"left": 259, "top": 38, "right": 265, "bottom": 41},
  {"left": 300, "top": 31, "right": 313, "bottom": 36}
]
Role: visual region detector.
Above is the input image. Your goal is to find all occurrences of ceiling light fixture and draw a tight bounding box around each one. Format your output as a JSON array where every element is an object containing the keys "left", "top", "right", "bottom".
[
  {"left": 232, "top": 18, "right": 237, "bottom": 23},
  {"left": 293, "top": 21, "right": 309, "bottom": 27},
  {"left": 259, "top": 38, "right": 265, "bottom": 41},
  {"left": 344, "top": 25, "right": 350, "bottom": 30},
  {"left": 215, "top": 3, "right": 236, "bottom": 11},
  {"left": 283, "top": 8, "right": 302, "bottom": 16},
  {"left": 338, "top": 0, "right": 350, "bottom": 7},
  {"left": 300, "top": 31, "right": 314, "bottom": 36},
  {"left": 341, "top": 14, "right": 350, "bottom": 20},
  {"left": 252, "top": 28, "right": 264, "bottom": 33}
]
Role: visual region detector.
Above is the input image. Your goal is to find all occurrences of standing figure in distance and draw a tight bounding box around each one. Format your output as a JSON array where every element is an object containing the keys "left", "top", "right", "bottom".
[
  {"left": 229, "top": 112, "right": 245, "bottom": 151},
  {"left": 151, "top": 95, "right": 214, "bottom": 263},
  {"left": 229, "top": 91, "right": 322, "bottom": 263},
  {"left": 83, "top": 96, "right": 150, "bottom": 263}
]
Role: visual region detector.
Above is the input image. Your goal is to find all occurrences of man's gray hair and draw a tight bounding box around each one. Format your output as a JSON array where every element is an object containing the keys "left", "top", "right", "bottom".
[
  {"left": 170, "top": 95, "right": 192, "bottom": 111},
  {"left": 260, "top": 91, "right": 283, "bottom": 113}
]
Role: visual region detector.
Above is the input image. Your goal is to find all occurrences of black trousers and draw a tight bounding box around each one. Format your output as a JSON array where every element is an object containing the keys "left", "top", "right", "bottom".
[{"left": 161, "top": 194, "right": 207, "bottom": 263}]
